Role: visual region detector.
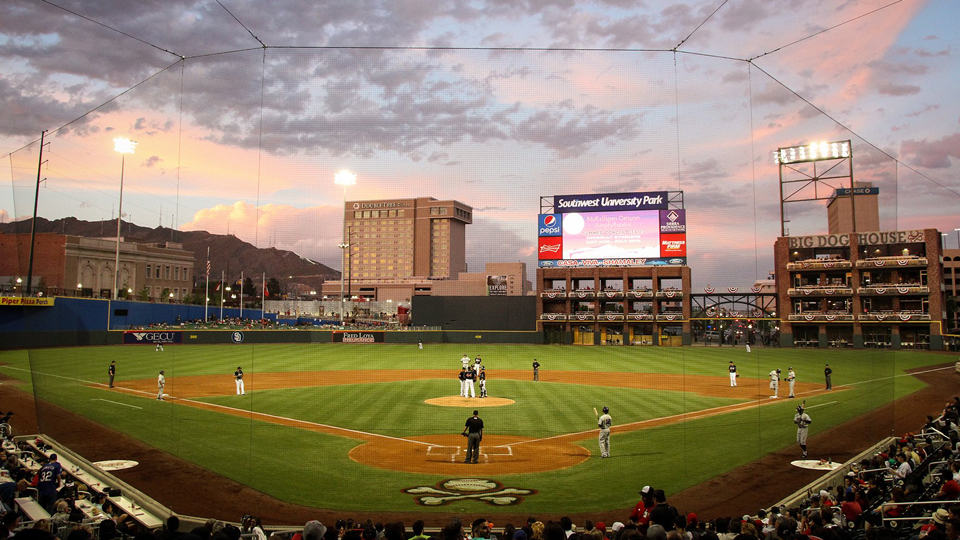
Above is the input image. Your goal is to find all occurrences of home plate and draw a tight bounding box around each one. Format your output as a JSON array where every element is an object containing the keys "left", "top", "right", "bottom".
[{"left": 791, "top": 459, "right": 842, "bottom": 470}]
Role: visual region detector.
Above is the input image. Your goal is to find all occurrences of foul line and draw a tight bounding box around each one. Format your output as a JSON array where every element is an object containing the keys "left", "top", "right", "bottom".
[
  {"left": 804, "top": 401, "right": 837, "bottom": 410},
  {"left": 91, "top": 398, "right": 142, "bottom": 410}
]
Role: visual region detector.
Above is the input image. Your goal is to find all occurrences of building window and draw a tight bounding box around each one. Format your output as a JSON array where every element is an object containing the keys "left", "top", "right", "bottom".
[
  {"left": 165, "top": 266, "right": 171, "bottom": 279},
  {"left": 355, "top": 211, "right": 362, "bottom": 219},
  {"left": 146, "top": 264, "right": 151, "bottom": 278},
  {"left": 183, "top": 267, "right": 189, "bottom": 281},
  {"left": 440, "top": 207, "right": 448, "bottom": 215},
  {"left": 174, "top": 267, "right": 180, "bottom": 281},
  {"left": 430, "top": 207, "right": 439, "bottom": 215},
  {"left": 156, "top": 266, "right": 161, "bottom": 278}
]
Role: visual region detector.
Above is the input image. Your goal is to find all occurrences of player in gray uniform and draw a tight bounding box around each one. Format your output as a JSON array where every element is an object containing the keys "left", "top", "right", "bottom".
[
  {"left": 786, "top": 367, "right": 796, "bottom": 398},
  {"left": 597, "top": 406, "right": 612, "bottom": 458},
  {"left": 794, "top": 403, "right": 812, "bottom": 458},
  {"left": 769, "top": 368, "right": 780, "bottom": 398},
  {"left": 234, "top": 367, "right": 245, "bottom": 395},
  {"left": 478, "top": 366, "right": 487, "bottom": 398},
  {"left": 157, "top": 370, "right": 166, "bottom": 400}
]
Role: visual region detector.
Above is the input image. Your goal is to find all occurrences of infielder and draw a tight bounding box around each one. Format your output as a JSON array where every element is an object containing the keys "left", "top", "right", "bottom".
[
  {"left": 728, "top": 361, "right": 738, "bottom": 387},
  {"left": 478, "top": 366, "right": 487, "bottom": 398},
  {"left": 458, "top": 367, "right": 468, "bottom": 397},
  {"left": 597, "top": 406, "right": 612, "bottom": 458},
  {"left": 234, "top": 366, "right": 245, "bottom": 395},
  {"left": 786, "top": 367, "right": 796, "bottom": 398},
  {"left": 108, "top": 361, "right": 116, "bottom": 388},
  {"left": 464, "top": 366, "right": 477, "bottom": 398},
  {"left": 157, "top": 370, "right": 166, "bottom": 400},
  {"left": 794, "top": 403, "right": 812, "bottom": 458},
  {"left": 532, "top": 359, "right": 540, "bottom": 382},
  {"left": 769, "top": 368, "right": 780, "bottom": 398},
  {"left": 461, "top": 354, "right": 471, "bottom": 369},
  {"left": 474, "top": 356, "right": 482, "bottom": 374}
]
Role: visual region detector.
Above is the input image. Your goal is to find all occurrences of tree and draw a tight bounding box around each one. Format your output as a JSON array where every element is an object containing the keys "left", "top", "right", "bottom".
[
  {"left": 243, "top": 276, "right": 257, "bottom": 298},
  {"left": 138, "top": 286, "right": 150, "bottom": 302},
  {"left": 266, "top": 278, "right": 282, "bottom": 298}
]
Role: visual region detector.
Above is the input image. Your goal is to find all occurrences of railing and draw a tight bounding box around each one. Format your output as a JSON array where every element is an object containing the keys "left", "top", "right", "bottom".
[
  {"left": 569, "top": 290, "right": 596, "bottom": 299},
  {"left": 539, "top": 313, "right": 567, "bottom": 321},
  {"left": 569, "top": 312, "right": 596, "bottom": 321},
  {"left": 786, "top": 259, "right": 852, "bottom": 270},
  {"left": 597, "top": 313, "right": 624, "bottom": 321},
  {"left": 860, "top": 311, "right": 932, "bottom": 321},
  {"left": 857, "top": 285, "right": 929, "bottom": 295},
  {"left": 627, "top": 289, "right": 654, "bottom": 298},
  {"left": 655, "top": 290, "right": 683, "bottom": 299},
  {"left": 856, "top": 256, "right": 928, "bottom": 268},
  {"left": 787, "top": 286, "right": 853, "bottom": 296},
  {"left": 597, "top": 290, "right": 625, "bottom": 299},
  {"left": 788, "top": 312, "right": 855, "bottom": 321},
  {"left": 655, "top": 312, "right": 684, "bottom": 321},
  {"left": 539, "top": 290, "right": 567, "bottom": 299},
  {"left": 626, "top": 313, "right": 655, "bottom": 321}
]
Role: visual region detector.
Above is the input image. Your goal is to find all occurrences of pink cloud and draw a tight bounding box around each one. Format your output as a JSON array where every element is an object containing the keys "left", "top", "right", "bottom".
[{"left": 900, "top": 133, "right": 960, "bottom": 169}]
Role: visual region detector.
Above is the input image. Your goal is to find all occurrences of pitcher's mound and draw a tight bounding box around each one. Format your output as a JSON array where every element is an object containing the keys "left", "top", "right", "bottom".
[{"left": 426, "top": 396, "right": 515, "bottom": 407}]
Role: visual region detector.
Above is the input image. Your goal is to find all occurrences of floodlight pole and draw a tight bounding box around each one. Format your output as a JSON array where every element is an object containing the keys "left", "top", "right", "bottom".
[
  {"left": 112, "top": 137, "right": 137, "bottom": 300},
  {"left": 25, "top": 130, "right": 48, "bottom": 297}
]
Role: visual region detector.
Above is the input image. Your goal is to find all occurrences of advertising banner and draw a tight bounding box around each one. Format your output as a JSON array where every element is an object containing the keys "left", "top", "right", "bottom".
[
  {"left": 660, "top": 234, "right": 687, "bottom": 257},
  {"left": 332, "top": 331, "right": 385, "bottom": 343},
  {"left": 0, "top": 296, "right": 55, "bottom": 306},
  {"left": 537, "top": 214, "right": 562, "bottom": 236},
  {"left": 123, "top": 331, "right": 183, "bottom": 345},
  {"left": 787, "top": 230, "right": 924, "bottom": 249},
  {"left": 659, "top": 209, "right": 686, "bottom": 234},
  {"left": 538, "top": 237, "right": 563, "bottom": 260},
  {"left": 539, "top": 257, "right": 686, "bottom": 268},
  {"left": 487, "top": 275, "right": 507, "bottom": 296},
  {"left": 555, "top": 191, "right": 668, "bottom": 213},
  {"left": 562, "top": 211, "right": 661, "bottom": 259}
]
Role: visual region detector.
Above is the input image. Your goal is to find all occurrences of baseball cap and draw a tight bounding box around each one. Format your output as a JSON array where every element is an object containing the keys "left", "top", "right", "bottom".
[
  {"left": 687, "top": 514, "right": 699, "bottom": 525},
  {"left": 611, "top": 523, "right": 624, "bottom": 532},
  {"left": 596, "top": 523, "right": 607, "bottom": 533},
  {"left": 933, "top": 509, "right": 949, "bottom": 524},
  {"left": 640, "top": 485, "right": 653, "bottom": 495}
]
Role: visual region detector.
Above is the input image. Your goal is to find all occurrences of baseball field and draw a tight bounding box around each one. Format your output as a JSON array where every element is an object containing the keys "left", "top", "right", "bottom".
[{"left": 0, "top": 343, "right": 950, "bottom": 516}]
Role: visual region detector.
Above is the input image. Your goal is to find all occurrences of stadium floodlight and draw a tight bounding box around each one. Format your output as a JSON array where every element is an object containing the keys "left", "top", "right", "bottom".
[
  {"left": 111, "top": 137, "right": 137, "bottom": 301},
  {"left": 774, "top": 140, "right": 850, "bottom": 164},
  {"left": 335, "top": 170, "right": 357, "bottom": 326}
]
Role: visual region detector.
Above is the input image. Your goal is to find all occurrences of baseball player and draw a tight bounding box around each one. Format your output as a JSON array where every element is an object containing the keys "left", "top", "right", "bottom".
[
  {"left": 794, "top": 403, "right": 812, "bottom": 458},
  {"left": 458, "top": 367, "right": 468, "bottom": 397},
  {"left": 234, "top": 366, "right": 245, "bottom": 395},
  {"left": 108, "top": 361, "right": 116, "bottom": 388},
  {"left": 532, "top": 359, "right": 540, "bottom": 381},
  {"left": 474, "top": 356, "right": 482, "bottom": 374},
  {"left": 461, "top": 354, "right": 471, "bottom": 370},
  {"left": 824, "top": 364, "right": 833, "bottom": 390},
  {"left": 156, "top": 341, "right": 164, "bottom": 352},
  {"left": 597, "top": 406, "right": 612, "bottom": 458},
  {"left": 418, "top": 340, "right": 423, "bottom": 350},
  {"left": 787, "top": 367, "right": 796, "bottom": 398},
  {"left": 464, "top": 366, "right": 477, "bottom": 398},
  {"left": 157, "top": 370, "right": 166, "bottom": 400},
  {"left": 478, "top": 366, "right": 487, "bottom": 398},
  {"left": 769, "top": 368, "right": 780, "bottom": 398},
  {"left": 728, "top": 361, "right": 738, "bottom": 387}
]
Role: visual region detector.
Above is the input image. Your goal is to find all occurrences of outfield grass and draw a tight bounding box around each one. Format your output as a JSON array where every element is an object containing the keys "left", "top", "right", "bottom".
[{"left": 0, "top": 343, "right": 948, "bottom": 514}]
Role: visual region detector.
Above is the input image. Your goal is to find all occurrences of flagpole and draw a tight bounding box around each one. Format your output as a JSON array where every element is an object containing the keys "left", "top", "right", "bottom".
[
  {"left": 220, "top": 270, "right": 225, "bottom": 321},
  {"left": 239, "top": 271, "right": 244, "bottom": 320},
  {"left": 261, "top": 272, "right": 266, "bottom": 327},
  {"left": 204, "top": 247, "right": 210, "bottom": 323}
]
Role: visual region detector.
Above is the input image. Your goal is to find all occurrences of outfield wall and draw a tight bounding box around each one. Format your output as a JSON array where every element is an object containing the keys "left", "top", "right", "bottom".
[{"left": 411, "top": 296, "right": 537, "bottom": 330}]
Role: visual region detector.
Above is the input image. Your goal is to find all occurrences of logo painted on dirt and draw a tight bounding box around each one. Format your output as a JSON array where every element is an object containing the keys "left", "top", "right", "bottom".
[{"left": 402, "top": 478, "right": 536, "bottom": 506}]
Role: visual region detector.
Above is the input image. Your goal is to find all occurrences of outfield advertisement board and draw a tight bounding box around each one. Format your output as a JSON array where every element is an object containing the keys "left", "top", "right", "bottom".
[
  {"left": 332, "top": 331, "right": 385, "bottom": 343},
  {"left": 539, "top": 191, "right": 686, "bottom": 267},
  {"left": 123, "top": 331, "right": 183, "bottom": 345}
]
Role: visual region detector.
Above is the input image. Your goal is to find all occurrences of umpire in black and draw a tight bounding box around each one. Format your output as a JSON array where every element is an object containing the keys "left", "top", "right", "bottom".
[{"left": 462, "top": 410, "right": 484, "bottom": 464}]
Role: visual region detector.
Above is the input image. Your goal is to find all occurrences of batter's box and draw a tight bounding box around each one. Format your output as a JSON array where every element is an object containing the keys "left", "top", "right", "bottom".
[{"left": 425, "top": 445, "right": 513, "bottom": 462}]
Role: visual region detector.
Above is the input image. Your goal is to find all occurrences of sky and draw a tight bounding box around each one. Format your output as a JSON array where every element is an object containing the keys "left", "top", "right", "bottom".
[{"left": 1, "top": 0, "right": 958, "bottom": 288}]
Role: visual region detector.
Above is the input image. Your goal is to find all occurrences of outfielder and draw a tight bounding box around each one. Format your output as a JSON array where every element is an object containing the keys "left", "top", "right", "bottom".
[
  {"left": 728, "top": 361, "right": 738, "bottom": 387},
  {"left": 786, "top": 367, "right": 796, "bottom": 398},
  {"left": 769, "top": 368, "right": 781, "bottom": 398},
  {"left": 597, "top": 406, "right": 612, "bottom": 458},
  {"left": 464, "top": 366, "right": 477, "bottom": 398},
  {"left": 157, "top": 370, "right": 166, "bottom": 401},
  {"left": 794, "top": 403, "right": 812, "bottom": 458},
  {"left": 156, "top": 342, "right": 164, "bottom": 352},
  {"left": 478, "top": 366, "right": 487, "bottom": 398},
  {"left": 235, "top": 366, "right": 245, "bottom": 395},
  {"left": 532, "top": 359, "right": 540, "bottom": 381}
]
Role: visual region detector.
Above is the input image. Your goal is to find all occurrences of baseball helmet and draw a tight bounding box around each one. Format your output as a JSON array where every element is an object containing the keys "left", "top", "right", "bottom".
[
  {"left": 602, "top": 406, "right": 609, "bottom": 413},
  {"left": 797, "top": 405, "right": 804, "bottom": 413},
  {"left": 776, "top": 368, "right": 781, "bottom": 373}
]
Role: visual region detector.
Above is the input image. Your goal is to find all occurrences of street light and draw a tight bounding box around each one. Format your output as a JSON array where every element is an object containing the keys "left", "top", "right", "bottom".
[
  {"left": 334, "top": 170, "right": 356, "bottom": 326},
  {"left": 112, "top": 137, "right": 137, "bottom": 300}
]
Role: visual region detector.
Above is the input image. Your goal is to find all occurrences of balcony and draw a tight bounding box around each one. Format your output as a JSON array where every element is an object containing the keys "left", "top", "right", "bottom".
[
  {"left": 597, "top": 289, "right": 625, "bottom": 299},
  {"left": 857, "top": 284, "right": 929, "bottom": 295},
  {"left": 569, "top": 290, "right": 596, "bottom": 300},
  {"left": 788, "top": 311, "right": 855, "bottom": 322},
  {"left": 539, "top": 313, "right": 567, "bottom": 321},
  {"left": 856, "top": 256, "right": 928, "bottom": 268},
  {"left": 787, "top": 286, "right": 853, "bottom": 297},
  {"left": 540, "top": 289, "right": 567, "bottom": 299},
  {"left": 569, "top": 312, "right": 596, "bottom": 322},
  {"left": 655, "top": 312, "right": 684, "bottom": 322},
  {"left": 627, "top": 312, "right": 654, "bottom": 321},
  {"left": 597, "top": 313, "right": 625, "bottom": 322},
  {"left": 859, "top": 310, "right": 932, "bottom": 322},
  {"left": 627, "top": 289, "right": 654, "bottom": 299},
  {"left": 655, "top": 289, "right": 684, "bottom": 299},
  {"left": 786, "top": 258, "right": 852, "bottom": 270}
]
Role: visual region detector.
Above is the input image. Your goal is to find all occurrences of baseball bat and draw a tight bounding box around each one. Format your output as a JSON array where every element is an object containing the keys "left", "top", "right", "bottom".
[{"left": 593, "top": 407, "right": 598, "bottom": 418}]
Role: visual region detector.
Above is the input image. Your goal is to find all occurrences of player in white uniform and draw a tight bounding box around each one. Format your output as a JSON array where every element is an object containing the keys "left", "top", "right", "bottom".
[
  {"left": 461, "top": 354, "right": 471, "bottom": 369},
  {"left": 235, "top": 367, "right": 245, "bottom": 395},
  {"left": 786, "top": 367, "right": 796, "bottom": 398},
  {"left": 157, "top": 370, "right": 166, "bottom": 400},
  {"left": 769, "top": 368, "right": 780, "bottom": 398},
  {"left": 156, "top": 342, "right": 164, "bottom": 352},
  {"left": 794, "top": 403, "right": 812, "bottom": 457},
  {"left": 597, "top": 406, "right": 612, "bottom": 458}
]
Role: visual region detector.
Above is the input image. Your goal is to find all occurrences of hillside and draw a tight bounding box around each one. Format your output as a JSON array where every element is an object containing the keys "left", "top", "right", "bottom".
[{"left": 0, "top": 217, "right": 339, "bottom": 291}]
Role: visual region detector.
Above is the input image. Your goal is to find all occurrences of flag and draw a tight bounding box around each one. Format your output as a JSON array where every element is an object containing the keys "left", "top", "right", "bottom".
[
  {"left": 214, "top": 281, "right": 221, "bottom": 292},
  {"left": 264, "top": 288, "right": 269, "bottom": 298}
]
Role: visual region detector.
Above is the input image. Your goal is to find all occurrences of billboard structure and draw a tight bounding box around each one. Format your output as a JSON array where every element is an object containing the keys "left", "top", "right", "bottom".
[{"left": 538, "top": 191, "right": 686, "bottom": 268}]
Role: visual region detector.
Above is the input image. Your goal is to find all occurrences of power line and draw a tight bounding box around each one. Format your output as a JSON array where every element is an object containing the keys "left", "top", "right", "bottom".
[{"left": 40, "top": 0, "right": 183, "bottom": 59}]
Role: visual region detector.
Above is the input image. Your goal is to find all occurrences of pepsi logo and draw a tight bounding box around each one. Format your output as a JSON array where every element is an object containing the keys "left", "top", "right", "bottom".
[{"left": 543, "top": 215, "right": 557, "bottom": 227}]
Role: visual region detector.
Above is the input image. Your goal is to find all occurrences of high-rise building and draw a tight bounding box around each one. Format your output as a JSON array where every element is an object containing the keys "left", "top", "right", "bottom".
[
  {"left": 321, "top": 197, "right": 473, "bottom": 302},
  {"left": 827, "top": 182, "right": 880, "bottom": 234}
]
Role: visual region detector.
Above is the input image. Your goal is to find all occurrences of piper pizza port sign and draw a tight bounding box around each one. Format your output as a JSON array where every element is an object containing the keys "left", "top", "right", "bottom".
[{"left": 0, "top": 296, "right": 55, "bottom": 306}]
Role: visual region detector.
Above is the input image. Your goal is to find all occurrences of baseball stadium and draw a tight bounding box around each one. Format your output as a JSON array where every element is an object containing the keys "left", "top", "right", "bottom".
[{"left": 2, "top": 0, "right": 960, "bottom": 538}]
